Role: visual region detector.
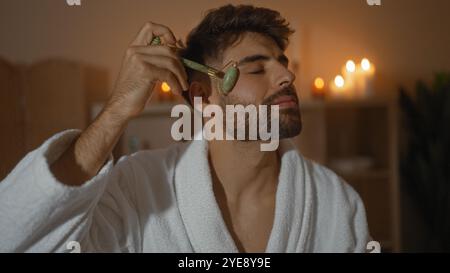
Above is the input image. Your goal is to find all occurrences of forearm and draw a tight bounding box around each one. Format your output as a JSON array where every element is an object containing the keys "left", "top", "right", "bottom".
[
  {"left": 50, "top": 105, "right": 129, "bottom": 186},
  {"left": 43, "top": 21, "right": 186, "bottom": 187}
]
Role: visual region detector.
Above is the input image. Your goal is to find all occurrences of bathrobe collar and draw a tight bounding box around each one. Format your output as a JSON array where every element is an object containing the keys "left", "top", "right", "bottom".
[{"left": 174, "top": 138, "right": 313, "bottom": 253}]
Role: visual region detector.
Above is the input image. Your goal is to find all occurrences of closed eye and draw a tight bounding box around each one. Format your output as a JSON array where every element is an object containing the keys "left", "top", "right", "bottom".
[{"left": 249, "top": 69, "right": 265, "bottom": 74}]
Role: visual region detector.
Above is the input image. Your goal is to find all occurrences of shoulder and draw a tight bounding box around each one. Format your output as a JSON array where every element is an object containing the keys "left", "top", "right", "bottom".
[
  {"left": 116, "top": 141, "right": 190, "bottom": 177},
  {"left": 125, "top": 142, "right": 187, "bottom": 165}
]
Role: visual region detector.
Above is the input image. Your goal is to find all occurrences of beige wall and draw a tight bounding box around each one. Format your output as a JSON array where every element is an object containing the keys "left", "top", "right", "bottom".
[
  {"left": 1, "top": 0, "right": 448, "bottom": 252},
  {"left": 1, "top": 0, "right": 450, "bottom": 100}
]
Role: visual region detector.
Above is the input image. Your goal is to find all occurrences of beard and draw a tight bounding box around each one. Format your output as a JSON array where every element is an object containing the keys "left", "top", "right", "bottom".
[{"left": 219, "top": 85, "right": 302, "bottom": 140}]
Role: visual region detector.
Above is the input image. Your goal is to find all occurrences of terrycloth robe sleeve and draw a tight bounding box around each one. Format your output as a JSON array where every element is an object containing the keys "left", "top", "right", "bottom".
[{"left": 0, "top": 130, "right": 141, "bottom": 253}]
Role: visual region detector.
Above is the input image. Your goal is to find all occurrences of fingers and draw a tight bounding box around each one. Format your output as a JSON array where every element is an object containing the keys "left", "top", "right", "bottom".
[
  {"left": 131, "top": 45, "right": 188, "bottom": 80},
  {"left": 137, "top": 54, "right": 188, "bottom": 93},
  {"left": 131, "top": 22, "right": 177, "bottom": 46},
  {"left": 126, "top": 51, "right": 187, "bottom": 95},
  {"left": 128, "top": 22, "right": 186, "bottom": 96}
]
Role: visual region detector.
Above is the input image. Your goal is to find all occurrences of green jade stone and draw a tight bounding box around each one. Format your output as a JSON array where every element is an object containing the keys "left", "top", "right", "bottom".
[
  {"left": 181, "top": 59, "right": 211, "bottom": 75},
  {"left": 221, "top": 66, "right": 239, "bottom": 95}
]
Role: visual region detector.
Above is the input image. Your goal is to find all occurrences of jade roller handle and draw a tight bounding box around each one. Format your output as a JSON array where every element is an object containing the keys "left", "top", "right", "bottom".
[{"left": 150, "top": 36, "right": 238, "bottom": 95}]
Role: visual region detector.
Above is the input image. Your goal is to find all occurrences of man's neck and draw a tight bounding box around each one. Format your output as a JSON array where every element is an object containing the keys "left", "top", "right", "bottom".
[{"left": 208, "top": 139, "right": 280, "bottom": 202}]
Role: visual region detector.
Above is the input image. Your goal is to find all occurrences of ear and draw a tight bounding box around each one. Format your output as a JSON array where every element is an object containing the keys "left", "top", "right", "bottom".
[{"left": 189, "top": 81, "right": 211, "bottom": 106}]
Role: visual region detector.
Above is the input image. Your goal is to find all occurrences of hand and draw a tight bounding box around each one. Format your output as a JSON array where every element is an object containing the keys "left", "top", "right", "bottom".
[{"left": 107, "top": 22, "right": 189, "bottom": 120}]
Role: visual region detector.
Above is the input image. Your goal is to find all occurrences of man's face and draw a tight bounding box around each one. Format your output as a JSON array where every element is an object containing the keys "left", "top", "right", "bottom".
[{"left": 207, "top": 32, "right": 302, "bottom": 140}]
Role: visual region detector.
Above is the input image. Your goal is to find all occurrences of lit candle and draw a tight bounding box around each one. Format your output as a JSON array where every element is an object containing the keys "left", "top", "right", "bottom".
[
  {"left": 342, "top": 60, "right": 356, "bottom": 97},
  {"left": 159, "top": 81, "right": 175, "bottom": 101},
  {"left": 312, "top": 77, "right": 326, "bottom": 99},
  {"left": 329, "top": 75, "right": 348, "bottom": 99},
  {"left": 347, "top": 60, "right": 356, "bottom": 72},
  {"left": 161, "top": 82, "right": 171, "bottom": 92},
  {"left": 353, "top": 63, "right": 365, "bottom": 98},
  {"left": 360, "top": 58, "right": 375, "bottom": 97}
]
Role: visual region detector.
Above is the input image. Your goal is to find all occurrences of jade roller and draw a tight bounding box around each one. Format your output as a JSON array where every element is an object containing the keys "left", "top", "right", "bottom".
[{"left": 150, "top": 36, "right": 238, "bottom": 95}]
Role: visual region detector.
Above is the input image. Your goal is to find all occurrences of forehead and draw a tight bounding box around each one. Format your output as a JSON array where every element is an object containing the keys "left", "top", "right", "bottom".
[{"left": 220, "top": 32, "right": 283, "bottom": 66}]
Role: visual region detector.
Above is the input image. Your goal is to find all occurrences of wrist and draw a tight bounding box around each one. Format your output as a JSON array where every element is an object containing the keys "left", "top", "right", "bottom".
[{"left": 102, "top": 101, "right": 134, "bottom": 126}]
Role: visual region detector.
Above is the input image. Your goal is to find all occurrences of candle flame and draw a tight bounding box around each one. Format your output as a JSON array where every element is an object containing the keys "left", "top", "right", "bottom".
[
  {"left": 346, "top": 60, "right": 356, "bottom": 73},
  {"left": 334, "top": 75, "right": 345, "bottom": 88},
  {"left": 314, "top": 77, "right": 325, "bottom": 89},
  {"left": 361, "top": 58, "right": 371, "bottom": 71},
  {"left": 161, "top": 82, "right": 171, "bottom": 93}
]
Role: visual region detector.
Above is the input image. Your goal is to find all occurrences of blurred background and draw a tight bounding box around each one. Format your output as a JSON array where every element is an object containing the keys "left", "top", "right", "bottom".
[{"left": 1, "top": 0, "right": 449, "bottom": 252}]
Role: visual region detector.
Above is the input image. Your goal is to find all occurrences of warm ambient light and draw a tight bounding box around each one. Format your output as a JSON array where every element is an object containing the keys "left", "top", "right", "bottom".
[
  {"left": 314, "top": 77, "right": 325, "bottom": 90},
  {"left": 361, "top": 58, "right": 371, "bottom": 71},
  {"left": 346, "top": 60, "right": 356, "bottom": 73},
  {"left": 161, "top": 82, "right": 171, "bottom": 93},
  {"left": 334, "top": 75, "right": 345, "bottom": 88}
]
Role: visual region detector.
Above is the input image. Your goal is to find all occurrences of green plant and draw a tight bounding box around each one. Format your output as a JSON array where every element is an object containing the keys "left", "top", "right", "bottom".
[{"left": 399, "top": 73, "right": 450, "bottom": 252}]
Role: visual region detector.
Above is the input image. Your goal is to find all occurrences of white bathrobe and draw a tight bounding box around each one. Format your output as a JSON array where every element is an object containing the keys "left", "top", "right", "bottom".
[{"left": 0, "top": 130, "right": 371, "bottom": 253}]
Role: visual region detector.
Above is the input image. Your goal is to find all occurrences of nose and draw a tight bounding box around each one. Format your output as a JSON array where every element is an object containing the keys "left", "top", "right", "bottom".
[{"left": 273, "top": 65, "right": 296, "bottom": 91}]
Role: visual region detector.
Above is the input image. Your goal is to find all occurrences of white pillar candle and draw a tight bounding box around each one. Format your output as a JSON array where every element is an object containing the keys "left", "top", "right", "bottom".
[
  {"left": 329, "top": 75, "right": 350, "bottom": 99},
  {"left": 353, "top": 64, "right": 366, "bottom": 98},
  {"left": 360, "top": 58, "right": 376, "bottom": 97},
  {"left": 342, "top": 60, "right": 356, "bottom": 97}
]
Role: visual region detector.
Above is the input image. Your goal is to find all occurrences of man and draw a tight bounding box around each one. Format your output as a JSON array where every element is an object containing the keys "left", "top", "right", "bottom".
[{"left": 0, "top": 4, "right": 371, "bottom": 252}]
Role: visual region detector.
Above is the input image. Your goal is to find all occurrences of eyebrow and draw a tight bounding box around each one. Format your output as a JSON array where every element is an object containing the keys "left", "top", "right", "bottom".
[{"left": 237, "top": 54, "right": 289, "bottom": 66}]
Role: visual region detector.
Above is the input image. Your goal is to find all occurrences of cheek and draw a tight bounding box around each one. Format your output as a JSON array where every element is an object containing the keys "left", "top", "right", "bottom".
[
  {"left": 228, "top": 75, "right": 268, "bottom": 104},
  {"left": 208, "top": 79, "right": 228, "bottom": 105}
]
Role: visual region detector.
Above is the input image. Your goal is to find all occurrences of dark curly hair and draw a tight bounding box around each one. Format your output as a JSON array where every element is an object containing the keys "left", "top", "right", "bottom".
[{"left": 179, "top": 4, "right": 294, "bottom": 105}]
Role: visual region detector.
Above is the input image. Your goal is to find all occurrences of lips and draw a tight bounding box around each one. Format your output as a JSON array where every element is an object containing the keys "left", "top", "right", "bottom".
[{"left": 271, "top": 95, "right": 298, "bottom": 107}]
